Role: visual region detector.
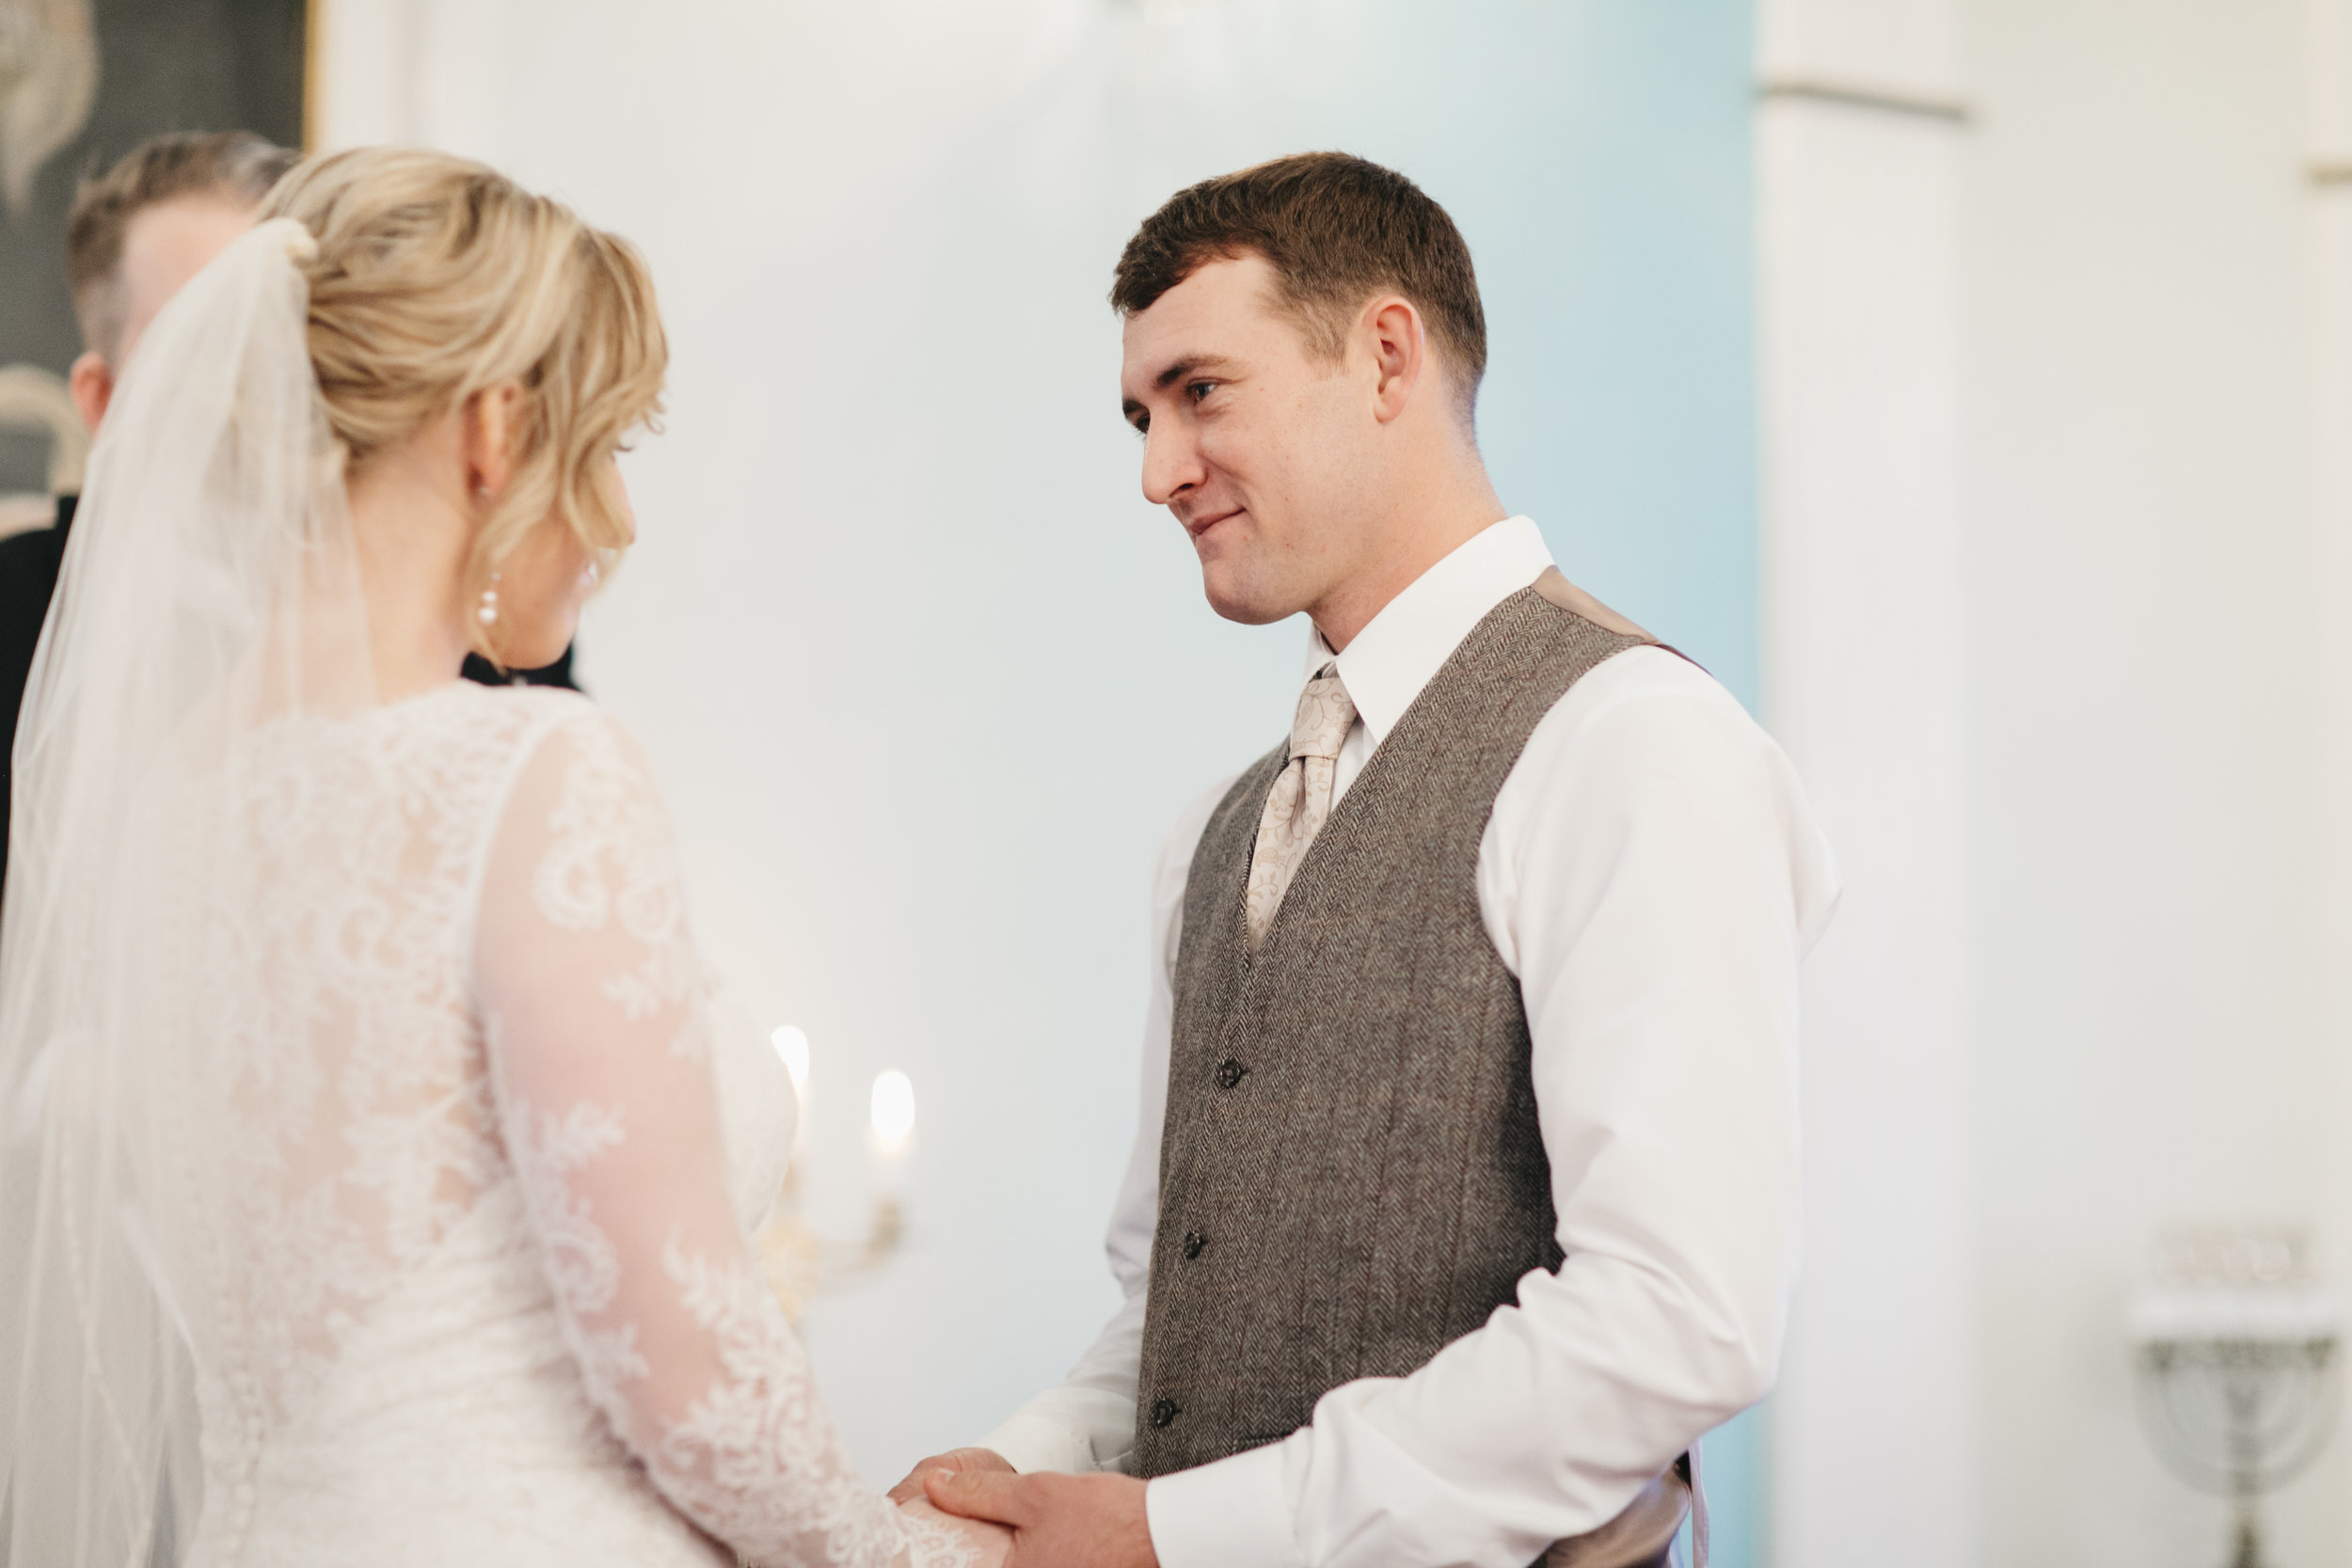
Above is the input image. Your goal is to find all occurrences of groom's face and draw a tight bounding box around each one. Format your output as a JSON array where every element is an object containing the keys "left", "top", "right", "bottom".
[{"left": 1120, "top": 254, "right": 1378, "bottom": 626}]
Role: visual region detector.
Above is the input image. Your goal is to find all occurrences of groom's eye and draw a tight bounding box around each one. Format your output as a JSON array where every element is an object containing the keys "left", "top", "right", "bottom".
[{"left": 1186, "top": 380, "right": 1218, "bottom": 404}]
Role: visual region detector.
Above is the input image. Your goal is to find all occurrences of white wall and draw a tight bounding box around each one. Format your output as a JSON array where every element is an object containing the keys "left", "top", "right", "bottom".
[
  {"left": 1960, "top": 2, "right": 2336, "bottom": 1561},
  {"left": 2317, "top": 0, "right": 2352, "bottom": 1541},
  {"left": 1762, "top": 2, "right": 2352, "bottom": 1561},
  {"left": 1756, "top": 3, "right": 1978, "bottom": 1563}
]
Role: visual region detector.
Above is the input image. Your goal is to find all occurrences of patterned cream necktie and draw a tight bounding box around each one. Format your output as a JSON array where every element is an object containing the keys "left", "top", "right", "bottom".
[{"left": 1244, "top": 662, "right": 1358, "bottom": 948}]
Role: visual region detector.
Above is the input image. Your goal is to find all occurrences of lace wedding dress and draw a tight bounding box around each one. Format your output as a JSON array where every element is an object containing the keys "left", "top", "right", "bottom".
[{"left": 148, "top": 681, "right": 964, "bottom": 1567}]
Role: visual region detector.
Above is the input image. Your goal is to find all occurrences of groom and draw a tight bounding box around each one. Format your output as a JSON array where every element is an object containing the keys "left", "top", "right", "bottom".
[{"left": 907, "top": 152, "right": 1836, "bottom": 1568}]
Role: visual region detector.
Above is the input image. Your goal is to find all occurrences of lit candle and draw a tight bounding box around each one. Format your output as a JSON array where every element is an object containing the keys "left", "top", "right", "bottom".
[
  {"left": 771, "top": 1026, "right": 811, "bottom": 1093},
  {"left": 771, "top": 1025, "right": 812, "bottom": 1164},
  {"left": 868, "top": 1069, "right": 915, "bottom": 1194}
]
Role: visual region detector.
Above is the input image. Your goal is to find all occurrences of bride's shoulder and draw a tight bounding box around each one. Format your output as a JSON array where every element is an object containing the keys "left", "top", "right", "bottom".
[
  {"left": 420, "top": 680, "right": 604, "bottom": 744},
  {"left": 475, "top": 693, "right": 683, "bottom": 894},
  {"left": 405, "top": 683, "right": 655, "bottom": 799},
  {"left": 459, "top": 686, "right": 668, "bottom": 811}
]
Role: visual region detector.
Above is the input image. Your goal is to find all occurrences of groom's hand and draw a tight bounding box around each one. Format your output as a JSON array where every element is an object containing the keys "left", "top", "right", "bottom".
[
  {"left": 887, "top": 1447, "right": 1013, "bottom": 1504},
  {"left": 924, "top": 1468, "right": 1155, "bottom": 1568}
]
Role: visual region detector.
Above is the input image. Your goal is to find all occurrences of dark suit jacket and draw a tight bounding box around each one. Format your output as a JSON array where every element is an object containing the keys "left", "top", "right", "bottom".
[{"left": 0, "top": 494, "right": 580, "bottom": 907}]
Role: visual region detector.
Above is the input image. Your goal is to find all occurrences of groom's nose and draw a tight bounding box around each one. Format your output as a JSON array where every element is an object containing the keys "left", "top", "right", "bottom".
[{"left": 1140, "top": 422, "right": 1205, "bottom": 509}]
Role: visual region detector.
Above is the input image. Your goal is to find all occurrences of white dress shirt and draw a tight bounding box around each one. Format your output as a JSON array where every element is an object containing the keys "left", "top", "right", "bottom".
[{"left": 980, "top": 516, "right": 1838, "bottom": 1568}]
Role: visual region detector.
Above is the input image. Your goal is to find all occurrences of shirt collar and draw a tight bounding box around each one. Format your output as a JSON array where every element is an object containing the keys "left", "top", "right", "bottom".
[{"left": 1304, "top": 515, "right": 1554, "bottom": 746}]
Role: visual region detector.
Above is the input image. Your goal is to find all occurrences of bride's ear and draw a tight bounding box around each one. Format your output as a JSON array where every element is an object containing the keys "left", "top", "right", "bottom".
[{"left": 461, "top": 381, "right": 528, "bottom": 501}]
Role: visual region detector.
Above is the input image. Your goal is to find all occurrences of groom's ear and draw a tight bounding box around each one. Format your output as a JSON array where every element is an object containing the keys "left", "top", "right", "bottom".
[
  {"left": 462, "top": 381, "right": 527, "bottom": 499},
  {"left": 1361, "top": 293, "right": 1427, "bottom": 426}
]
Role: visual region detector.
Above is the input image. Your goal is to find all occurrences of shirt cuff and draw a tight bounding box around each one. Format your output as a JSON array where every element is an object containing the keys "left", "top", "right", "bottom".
[
  {"left": 1145, "top": 1442, "right": 1304, "bottom": 1568},
  {"left": 977, "top": 1414, "right": 1092, "bottom": 1476},
  {"left": 977, "top": 1386, "right": 1136, "bottom": 1476}
]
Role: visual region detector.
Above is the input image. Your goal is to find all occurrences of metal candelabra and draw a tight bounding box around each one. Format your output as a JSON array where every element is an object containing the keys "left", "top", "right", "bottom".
[
  {"left": 2132, "top": 1227, "right": 2340, "bottom": 1568},
  {"left": 758, "top": 1166, "right": 904, "bottom": 1323}
]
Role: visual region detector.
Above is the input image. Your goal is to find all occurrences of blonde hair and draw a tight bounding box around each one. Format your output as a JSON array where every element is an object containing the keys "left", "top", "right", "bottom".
[{"left": 262, "top": 147, "right": 667, "bottom": 662}]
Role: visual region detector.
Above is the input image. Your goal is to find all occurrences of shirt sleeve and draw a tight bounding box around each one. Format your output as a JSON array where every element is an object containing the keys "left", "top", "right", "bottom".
[
  {"left": 977, "top": 775, "right": 1232, "bottom": 1475},
  {"left": 1146, "top": 650, "right": 1836, "bottom": 1568},
  {"left": 475, "top": 708, "right": 982, "bottom": 1568}
]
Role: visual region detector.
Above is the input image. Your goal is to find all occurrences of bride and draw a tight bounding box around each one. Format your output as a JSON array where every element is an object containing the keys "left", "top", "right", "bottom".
[{"left": 0, "top": 148, "right": 1007, "bottom": 1567}]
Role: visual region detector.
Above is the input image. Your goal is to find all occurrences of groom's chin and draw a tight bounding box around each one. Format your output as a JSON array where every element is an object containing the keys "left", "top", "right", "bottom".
[{"left": 1200, "top": 564, "right": 1297, "bottom": 628}]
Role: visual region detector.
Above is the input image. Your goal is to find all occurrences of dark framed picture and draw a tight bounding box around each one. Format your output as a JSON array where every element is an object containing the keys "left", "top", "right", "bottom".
[{"left": 0, "top": 0, "right": 307, "bottom": 515}]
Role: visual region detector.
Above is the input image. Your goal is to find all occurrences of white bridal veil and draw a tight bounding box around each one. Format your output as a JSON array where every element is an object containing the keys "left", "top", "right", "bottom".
[{"left": 0, "top": 216, "right": 369, "bottom": 1564}]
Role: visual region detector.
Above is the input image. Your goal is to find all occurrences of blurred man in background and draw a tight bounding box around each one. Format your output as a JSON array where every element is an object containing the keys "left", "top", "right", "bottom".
[
  {"left": 0, "top": 130, "right": 578, "bottom": 909},
  {"left": 58, "top": 132, "right": 297, "bottom": 436},
  {"left": 0, "top": 132, "right": 295, "bottom": 907}
]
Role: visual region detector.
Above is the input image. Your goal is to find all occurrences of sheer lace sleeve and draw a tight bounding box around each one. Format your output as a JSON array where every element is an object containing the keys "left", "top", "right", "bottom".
[{"left": 475, "top": 709, "right": 972, "bottom": 1568}]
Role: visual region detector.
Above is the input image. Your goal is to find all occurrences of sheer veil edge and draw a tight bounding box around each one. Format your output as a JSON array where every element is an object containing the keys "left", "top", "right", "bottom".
[{"left": 0, "top": 216, "right": 372, "bottom": 1566}]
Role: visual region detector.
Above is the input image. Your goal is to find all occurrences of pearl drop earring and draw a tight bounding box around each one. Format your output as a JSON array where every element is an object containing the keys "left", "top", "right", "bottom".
[{"left": 478, "top": 572, "right": 501, "bottom": 628}]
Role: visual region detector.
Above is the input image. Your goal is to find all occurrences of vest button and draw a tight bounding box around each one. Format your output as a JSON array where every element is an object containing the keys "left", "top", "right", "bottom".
[
  {"left": 1183, "top": 1230, "right": 1206, "bottom": 1260},
  {"left": 1215, "top": 1058, "right": 1248, "bottom": 1089},
  {"left": 1150, "top": 1397, "right": 1182, "bottom": 1429}
]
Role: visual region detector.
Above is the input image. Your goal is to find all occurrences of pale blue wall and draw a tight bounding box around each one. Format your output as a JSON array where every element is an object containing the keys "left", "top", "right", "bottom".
[
  {"left": 494, "top": 1, "right": 1762, "bottom": 1560},
  {"left": 1459, "top": 3, "right": 1760, "bottom": 710}
]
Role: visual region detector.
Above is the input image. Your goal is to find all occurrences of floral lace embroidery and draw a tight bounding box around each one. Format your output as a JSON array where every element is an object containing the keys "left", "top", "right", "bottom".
[
  {"left": 644, "top": 1240, "right": 909, "bottom": 1566},
  {"left": 900, "top": 1513, "right": 989, "bottom": 1568},
  {"left": 496, "top": 710, "right": 977, "bottom": 1566},
  {"left": 505, "top": 1093, "right": 647, "bottom": 1389},
  {"left": 185, "top": 692, "right": 562, "bottom": 1433},
  {"left": 532, "top": 713, "right": 706, "bottom": 1031}
]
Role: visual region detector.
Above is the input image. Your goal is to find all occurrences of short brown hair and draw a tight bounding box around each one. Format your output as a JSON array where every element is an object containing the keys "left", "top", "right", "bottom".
[
  {"left": 66, "top": 131, "right": 298, "bottom": 363},
  {"left": 1111, "top": 151, "right": 1487, "bottom": 407}
]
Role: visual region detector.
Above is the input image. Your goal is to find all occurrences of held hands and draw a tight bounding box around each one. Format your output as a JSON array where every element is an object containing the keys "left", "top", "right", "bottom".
[
  {"left": 922, "top": 1468, "right": 1155, "bottom": 1568},
  {"left": 888, "top": 1447, "right": 1016, "bottom": 1504},
  {"left": 888, "top": 1450, "right": 1017, "bottom": 1568},
  {"left": 885, "top": 1446, "right": 1155, "bottom": 1568}
]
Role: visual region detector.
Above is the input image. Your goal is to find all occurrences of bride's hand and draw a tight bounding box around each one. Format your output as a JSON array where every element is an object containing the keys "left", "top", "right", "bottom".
[
  {"left": 887, "top": 1446, "right": 1013, "bottom": 1504},
  {"left": 897, "top": 1494, "right": 1012, "bottom": 1568}
]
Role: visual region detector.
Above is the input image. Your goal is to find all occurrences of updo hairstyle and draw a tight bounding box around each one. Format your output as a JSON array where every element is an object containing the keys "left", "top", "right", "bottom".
[{"left": 262, "top": 148, "right": 667, "bottom": 661}]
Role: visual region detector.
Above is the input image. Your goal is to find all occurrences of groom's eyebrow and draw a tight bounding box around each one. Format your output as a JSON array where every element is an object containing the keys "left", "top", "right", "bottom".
[
  {"left": 1123, "top": 354, "right": 1243, "bottom": 422},
  {"left": 1122, "top": 354, "right": 1239, "bottom": 421},
  {"left": 1153, "top": 354, "right": 1236, "bottom": 391}
]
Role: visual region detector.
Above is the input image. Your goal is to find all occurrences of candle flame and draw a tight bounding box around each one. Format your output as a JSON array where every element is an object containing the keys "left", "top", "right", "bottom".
[
  {"left": 869, "top": 1069, "right": 915, "bottom": 1144},
  {"left": 771, "top": 1025, "right": 810, "bottom": 1091}
]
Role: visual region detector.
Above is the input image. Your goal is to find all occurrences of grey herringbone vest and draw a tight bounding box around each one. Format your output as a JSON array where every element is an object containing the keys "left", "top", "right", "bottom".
[{"left": 1133, "top": 579, "right": 1651, "bottom": 1480}]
